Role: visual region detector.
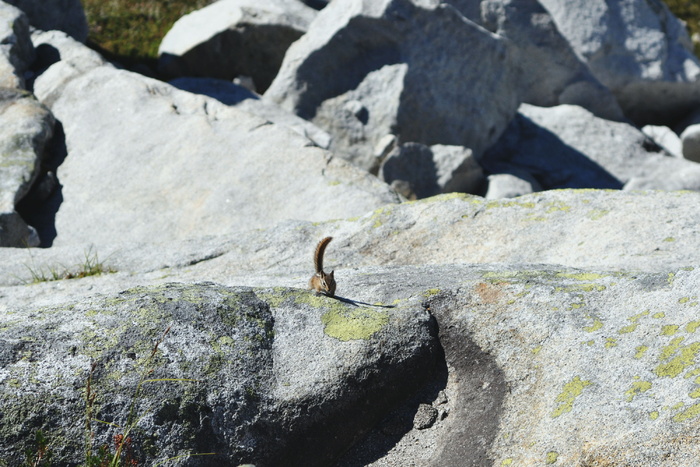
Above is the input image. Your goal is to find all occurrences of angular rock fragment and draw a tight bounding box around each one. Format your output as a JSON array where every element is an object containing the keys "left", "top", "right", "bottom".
[
  {"left": 265, "top": 0, "right": 520, "bottom": 170},
  {"left": 158, "top": 0, "right": 317, "bottom": 92}
]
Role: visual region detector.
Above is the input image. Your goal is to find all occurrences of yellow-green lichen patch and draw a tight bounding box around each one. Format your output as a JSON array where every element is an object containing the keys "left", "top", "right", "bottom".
[
  {"left": 586, "top": 208, "right": 610, "bottom": 220},
  {"left": 618, "top": 310, "right": 649, "bottom": 335},
  {"left": 532, "top": 345, "right": 543, "bottom": 355},
  {"left": 551, "top": 376, "right": 592, "bottom": 418},
  {"left": 545, "top": 201, "right": 572, "bottom": 213},
  {"left": 605, "top": 338, "right": 618, "bottom": 348},
  {"left": 650, "top": 411, "right": 659, "bottom": 420},
  {"left": 423, "top": 288, "right": 441, "bottom": 298},
  {"left": 545, "top": 451, "right": 559, "bottom": 464},
  {"left": 661, "top": 325, "right": 681, "bottom": 336},
  {"left": 501, "top": 459, "right": 513, "bottom": 466},
  {"left": 625, "top": 380, "right": 652, "bottom": 402},
  {"left": 673, "top": 403, "right": 700, "bottom": 422},
  {"left": 583, "top": 316, "right": 603, "bottom": 332},
  {"left": 687, "top": 321, "right": 700, "bottom": 333},
  {"left": 556, "top": 272, "right": 608, "bottom": 281},
  {"left": 368, "top": 205, "right": 394, "bottom": 228},
  {"left": 321, "top": 308, "right": 389, "bottom": 341},
  {"left": 653, "top": 312, "right": 666, "bottom": 319},
  {"left": 257, "top": 287, "right": 295, "bottom": 308},
  {"left": 635, "top": 346, "right": 649, "bottom": 359},
  {"left": 659, "top": 337, "right": 685, "bottom": 361},
  {"left": 679, "top": 297, "right": 691, "bottom": 304},
  {"left": 664, "top": 237, "right": 676, "bottom": 242},
  {"left": 655, "top": 340, "right": 700, "bottom": 378}
]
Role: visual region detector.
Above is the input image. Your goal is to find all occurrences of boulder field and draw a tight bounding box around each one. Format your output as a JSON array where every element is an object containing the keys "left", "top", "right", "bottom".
[{"left": 3, "top": 0, "right": 700, "bottom": 465}]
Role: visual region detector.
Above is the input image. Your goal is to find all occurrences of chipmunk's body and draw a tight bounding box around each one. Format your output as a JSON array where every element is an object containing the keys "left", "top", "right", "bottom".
[{"left": 309, "top": 236, "right": 336, "bottom": 296}]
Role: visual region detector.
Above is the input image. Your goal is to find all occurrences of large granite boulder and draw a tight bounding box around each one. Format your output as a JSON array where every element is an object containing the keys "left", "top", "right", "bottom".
[
  {"left": 539, "top": 0, "right": 700, "bottom": 125},
  {"left": 0, "top": 2, "right": 33, "bottom": 89},
  {"left": 264, "top": 0, "right": 520, "bottom": 171},
  {"left": 481, "top": 103, "right": 700, "bottom": 191},
  {"left": 379, "top": 143, "right": 484, "bottom": 199},
  {"left": 30, "top": 29, "right": 112, "bottom": 107},
  {"left": 38, "top": 66, "right": 399, "bottom": 248},
  {"left": 0, "top": 89, "right": 54, "bottom": 247},
  {"left": 169, "top": 77, "right": 332, "bottom": 149},
  {"left": 479, "top": 0, "right": 624, "bottom": 121},
  {"left": 0, "top": 282, "right": 438, "bottom": 465},
  {"left": 158, "top": 0, "right": 317, "bottom": 92}
]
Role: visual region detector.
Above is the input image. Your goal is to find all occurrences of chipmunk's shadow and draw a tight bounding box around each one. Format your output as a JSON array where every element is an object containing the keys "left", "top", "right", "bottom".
[{"left": 330, "top": 295, "right": 396, "bottom": 308}]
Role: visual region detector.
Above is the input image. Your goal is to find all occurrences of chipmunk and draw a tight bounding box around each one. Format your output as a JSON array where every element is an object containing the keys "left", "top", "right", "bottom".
[{"left": 309, "top": 236, "right": 336, "bottom": 297}]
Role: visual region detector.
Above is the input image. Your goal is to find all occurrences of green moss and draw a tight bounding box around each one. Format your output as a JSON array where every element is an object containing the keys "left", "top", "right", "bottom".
[{"left": 551, "top": 376, "right": 592, "bottom": 418}]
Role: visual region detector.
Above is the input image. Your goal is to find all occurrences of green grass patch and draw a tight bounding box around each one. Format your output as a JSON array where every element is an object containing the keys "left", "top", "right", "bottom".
[
  {"left": 82, "top": 0, "right": 209, "bottom": 70},
  {"left": 24, "top": 247, "right": 115, "bottom": 283}
]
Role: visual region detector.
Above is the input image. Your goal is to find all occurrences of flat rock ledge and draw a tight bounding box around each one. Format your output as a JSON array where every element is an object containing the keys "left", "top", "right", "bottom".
[{"left": 3, "top": 263, "right": 700, "bottom": 465}]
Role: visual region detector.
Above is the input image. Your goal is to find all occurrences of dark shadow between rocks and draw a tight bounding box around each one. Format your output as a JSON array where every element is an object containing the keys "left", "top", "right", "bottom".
[
  {"left": 336, "top": 329, "right": 449, "bottom": 467},
  {"left": 15, "top": 121, "right": 67, "bottom": 247},
  {"left": 169, "top": 77, "right": 259, "bottom": 106},
  {"left": 480, "top": 113, "right": 623, "bottom": 190},
  {"left": 292, "top": 18, "right": 401, "bottom": 120},
  {"left": 427, "top": 293, "right": 508, "bottom": 466}
]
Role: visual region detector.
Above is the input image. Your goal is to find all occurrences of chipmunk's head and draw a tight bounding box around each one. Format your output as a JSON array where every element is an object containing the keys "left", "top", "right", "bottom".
[{"left": 322, "top": 270, "right": 336, "bottom": 296}]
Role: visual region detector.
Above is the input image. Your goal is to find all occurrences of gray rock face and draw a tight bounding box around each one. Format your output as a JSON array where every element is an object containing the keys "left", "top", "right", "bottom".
[
  {"left": 379, "top": 143, "right": 483, "bottom": 199},
  {"left": 170, "top": 77, "right": 332, "bottom": 148},
  {"left": 31, "top": 29, "right": 112, "bottom": 107},
  {"left": 264, "top": 0, "right": 520, "bottom": 170},
  {"left": 0, "top": 2, "right": 33, "bottom": 89},
  {"left": 0, "top": 282, "right": 438, "bottom": 466},
  {"left": 43, "top": 66, "right": 399, "bottom": 248},
  {"left": 479, "top": 0, "right": 624, "bottom": 121},
  {"left": 481, "top": 103, "right": 700, "bottom": 191},
  {"left": 539, "top": 0, "right": 700, "bottom": 125},
  {"left": 158, "top": 0, "right": 317, "bottom": 92},
  {"left": 3, "top": 0, "right": 88, "bottom": 42},
  {"left": 681, "top": 124, "right": 700, "bottom": 163},
  {"left": 642, "top": 124, "right": 683, "bottom": 158},
  {"left": 484, "top": 170, "right": 541, "bottom": 198},
  {"left": 0, "top": 89, "right": 54, "bottom": 247},
  {"left": 426, "top": 264, "right": 700, "bottom": 465},
  {"left": 4, "top": 189, "right": 700, "bottom": 464}
]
